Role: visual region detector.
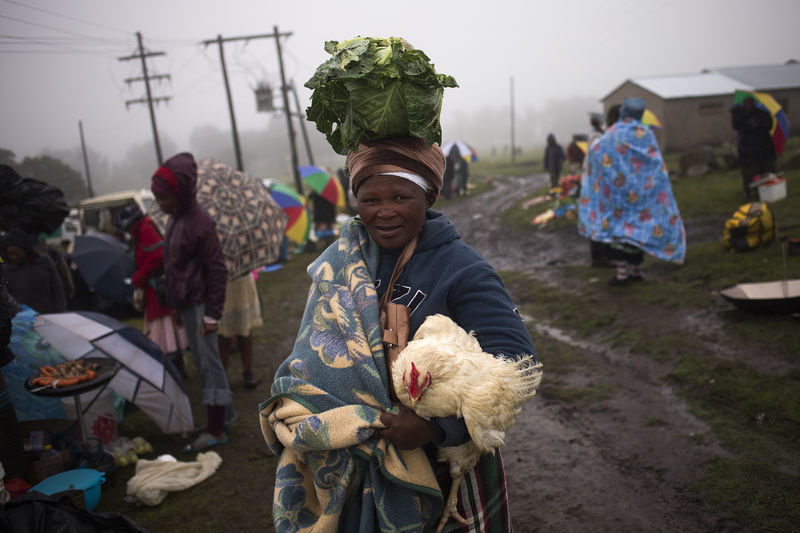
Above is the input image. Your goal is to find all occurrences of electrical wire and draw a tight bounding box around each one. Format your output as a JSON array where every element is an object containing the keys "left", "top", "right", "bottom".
[
  {"left": 0, "top": 13, "right": 103, "bottom": 39},
  {"left": 3, "top": 0, "right": 128, "bottom": 34}
]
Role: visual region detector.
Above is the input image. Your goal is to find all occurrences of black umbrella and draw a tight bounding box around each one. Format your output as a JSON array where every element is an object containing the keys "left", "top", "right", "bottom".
[{"left": 72, "top": 234, "right": 134, "bottom": 303}]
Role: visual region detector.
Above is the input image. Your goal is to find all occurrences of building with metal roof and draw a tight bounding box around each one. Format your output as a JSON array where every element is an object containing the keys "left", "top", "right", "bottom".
[{"left": 601, "top": 61, "right": 799, "bottom": 153}]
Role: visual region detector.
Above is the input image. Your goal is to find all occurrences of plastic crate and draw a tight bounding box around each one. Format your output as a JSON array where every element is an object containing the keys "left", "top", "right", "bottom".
[{"left": 757, "top": 176, "right": 787, "bottom": 203}]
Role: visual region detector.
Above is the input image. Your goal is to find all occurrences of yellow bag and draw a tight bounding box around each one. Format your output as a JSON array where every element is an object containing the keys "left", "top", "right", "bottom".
[{"left": 723, "top": 202, "right": 776, "bottom": 252}]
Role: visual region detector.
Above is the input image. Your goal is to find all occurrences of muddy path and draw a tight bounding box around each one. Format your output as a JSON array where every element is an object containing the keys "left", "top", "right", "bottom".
[{"left": 438, "top": 175, "right": 737, "bottom": 532}]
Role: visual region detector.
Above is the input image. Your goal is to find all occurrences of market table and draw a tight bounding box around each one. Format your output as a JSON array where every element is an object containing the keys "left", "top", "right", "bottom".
[{"left": 25, "top": 357, "right": 121, "bottom": 445}]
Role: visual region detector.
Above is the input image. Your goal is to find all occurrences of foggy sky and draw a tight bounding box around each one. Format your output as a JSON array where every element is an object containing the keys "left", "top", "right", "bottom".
[{"left": 2, "top": 0, "right": 798, "bottom": 191}]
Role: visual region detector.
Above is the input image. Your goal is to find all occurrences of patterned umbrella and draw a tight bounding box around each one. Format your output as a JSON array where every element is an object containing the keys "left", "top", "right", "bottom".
[
  {"left": 299, "top": 165, "right": 345, "bottom": 208},
  {"left": 150, "top": 158, "right": 288, "bottom": 280},
  {"left": 268, "top": 182, "right": 311, "bottom": 246}
]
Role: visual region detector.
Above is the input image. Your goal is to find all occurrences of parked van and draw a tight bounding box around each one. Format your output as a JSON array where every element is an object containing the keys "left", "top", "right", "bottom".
[{"left": 78, "top": 189, "right": 154, "bottom": 236}]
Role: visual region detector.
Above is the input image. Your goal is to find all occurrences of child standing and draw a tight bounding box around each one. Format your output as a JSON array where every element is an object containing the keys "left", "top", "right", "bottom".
[{"left": 218, "top": 272, "right": 262, "bottom": 389}]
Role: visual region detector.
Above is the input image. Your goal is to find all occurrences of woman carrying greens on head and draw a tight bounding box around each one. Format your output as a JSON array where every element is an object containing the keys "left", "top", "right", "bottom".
[
  {"left": 260, "top": 136, "right": 535, "bottom": 532},
  {"left": 259, "top": 36, "right": 535, "bottom": 532}
]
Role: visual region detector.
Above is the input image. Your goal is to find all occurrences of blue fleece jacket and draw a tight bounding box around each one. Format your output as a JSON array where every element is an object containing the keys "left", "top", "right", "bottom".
[{"left": 375, "top": 209, "right": 536, "bottom": 446}]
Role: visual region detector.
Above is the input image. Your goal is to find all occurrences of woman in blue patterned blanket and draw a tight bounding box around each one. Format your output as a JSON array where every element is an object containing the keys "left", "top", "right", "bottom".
[
  {"left": 260, "top": 136, "right": 536, "bottom": 532},
  {"left": 578, "top": 97, "right": 686, "bottom": 285}
]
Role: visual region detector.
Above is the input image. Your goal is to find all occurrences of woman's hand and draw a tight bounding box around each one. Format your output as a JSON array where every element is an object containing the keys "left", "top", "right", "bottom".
[
  {"left": 377, "top": 404, "right": 433, "bottom": 449},
  {"left": 201, "top": 321, "right": 218, "bottom": 336}
]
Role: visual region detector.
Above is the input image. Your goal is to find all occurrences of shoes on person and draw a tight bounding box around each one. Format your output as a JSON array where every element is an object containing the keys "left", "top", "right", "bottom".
[
  {"left": 182, "top": 432, "right": 228, "bottom": 453},
  {"left": 608, "top": 276, "right": 629, "bottom": 286},
  {"left": 243, "top": 371, "right": 260, "bottom": 390}
]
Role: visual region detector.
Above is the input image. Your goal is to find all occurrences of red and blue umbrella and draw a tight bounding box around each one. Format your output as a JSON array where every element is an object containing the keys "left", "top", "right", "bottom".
[
  {"left": 734, "top": 89, "right": 790, "bottom": 155},
  {"left": 269, "top": 182, "right": 310, "bottom": 246},
  {"left": 298, "top": 166, "right": 345, "bottom": 208}
]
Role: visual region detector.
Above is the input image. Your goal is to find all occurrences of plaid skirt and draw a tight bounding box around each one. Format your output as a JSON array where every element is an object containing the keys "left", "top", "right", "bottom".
[{"left": 433, "top": 448, "right": 512, "bottom": 533}]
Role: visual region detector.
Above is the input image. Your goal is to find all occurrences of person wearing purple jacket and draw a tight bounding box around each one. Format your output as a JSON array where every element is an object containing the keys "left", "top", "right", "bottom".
[{"left": 151, "top": 152, "right": 235, "bottom": 452}]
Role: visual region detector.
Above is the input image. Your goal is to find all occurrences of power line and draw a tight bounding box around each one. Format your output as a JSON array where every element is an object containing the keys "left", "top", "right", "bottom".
[
  {"left": 0, "top": 34, "right": 129, "bottom": 56},
  {"left": 0, "top": 33, "right": 125, "bottom": 44},
  {"left": 0, "top": 13, "right": 103, "bottom": 39},
  {"left": 3, "top": 0, "right": 128, "bottom": 34}
]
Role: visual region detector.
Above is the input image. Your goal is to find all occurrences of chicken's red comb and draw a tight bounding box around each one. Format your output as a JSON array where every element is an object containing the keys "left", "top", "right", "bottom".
[{"left": 409, "top": 362, "right": 420, "bottom": 398}]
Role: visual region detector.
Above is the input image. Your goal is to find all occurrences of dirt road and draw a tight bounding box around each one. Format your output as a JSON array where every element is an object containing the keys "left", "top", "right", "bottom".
[{"left": 438, "top": 175, "right": 733, "bottom": 532}]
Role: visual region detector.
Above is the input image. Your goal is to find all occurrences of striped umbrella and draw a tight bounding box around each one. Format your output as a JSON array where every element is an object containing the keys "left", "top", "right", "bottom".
[
  {"left": 298, "top": 166, "right": 345, "bottom": 208},
  {"left": 734, "top": 89, "right": 790, "bottom": 155},
  {"left": 269, "top": 182, "right": 311, "bottom": 246}
]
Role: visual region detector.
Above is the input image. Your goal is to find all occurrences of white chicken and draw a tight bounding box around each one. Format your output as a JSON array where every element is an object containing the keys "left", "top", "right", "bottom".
[{"left": 391, "top": 313, "right": 542, "bottom": 533}]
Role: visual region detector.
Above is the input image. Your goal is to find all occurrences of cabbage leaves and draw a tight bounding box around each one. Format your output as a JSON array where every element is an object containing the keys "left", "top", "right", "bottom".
[{"left": 305, "top": 37, "right": 458, "bottom": 155}]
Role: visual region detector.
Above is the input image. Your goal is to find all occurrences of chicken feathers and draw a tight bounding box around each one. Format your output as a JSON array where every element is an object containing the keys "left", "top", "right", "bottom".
[{"left": 390, "top": 313, "right": 542, "bottom": 531}]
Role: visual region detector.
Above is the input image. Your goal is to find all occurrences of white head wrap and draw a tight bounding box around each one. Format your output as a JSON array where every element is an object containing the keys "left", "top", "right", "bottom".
[{"left": 377, "top": 171, "right": 431, "bottom": 191}]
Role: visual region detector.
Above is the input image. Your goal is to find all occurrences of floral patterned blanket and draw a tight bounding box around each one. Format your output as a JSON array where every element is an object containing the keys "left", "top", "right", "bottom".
[
  {"left": 259, "top": 218, "right": 442, "bottom": 532},
  {"left": 578, "top": 118, "right": 686, "bottom": 263}
]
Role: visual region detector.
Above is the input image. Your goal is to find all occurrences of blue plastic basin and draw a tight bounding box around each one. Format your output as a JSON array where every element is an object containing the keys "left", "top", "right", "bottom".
[{"left": 30, "top": 468, "right": 106, "bottom": 511}]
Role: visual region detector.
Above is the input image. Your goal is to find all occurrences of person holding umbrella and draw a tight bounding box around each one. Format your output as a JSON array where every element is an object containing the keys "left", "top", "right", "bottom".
[
  {"left": 151, "top": 153, "right": 234, "bottom": 452},
  {"left": 731, "top": 96, "right": 777, "bottom": 200}
]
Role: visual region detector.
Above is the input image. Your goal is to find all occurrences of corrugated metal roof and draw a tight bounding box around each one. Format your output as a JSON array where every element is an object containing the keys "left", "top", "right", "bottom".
[
  {"left": 714, "top": 62, "right": 800, "bottom": 91},
  {"left": 630, "top": 72, "right": 752, "bottom": 99}
]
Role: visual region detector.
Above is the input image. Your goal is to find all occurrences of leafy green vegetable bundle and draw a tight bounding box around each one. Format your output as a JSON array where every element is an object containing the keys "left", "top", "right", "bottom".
[{"left": 304, "top": 37, "right": 458, "bottom": 155}]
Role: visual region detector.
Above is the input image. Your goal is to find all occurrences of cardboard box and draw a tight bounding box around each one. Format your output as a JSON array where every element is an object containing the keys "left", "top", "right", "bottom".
[
  {"left": 18, "top": 419, "right": 76, "bottom": 485},
  {"left": 26, "top": 450, "right": 69, "bottom": 485}
]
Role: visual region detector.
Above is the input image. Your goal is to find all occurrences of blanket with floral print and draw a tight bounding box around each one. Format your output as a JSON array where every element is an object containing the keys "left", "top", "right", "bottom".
[
  {"left": 578, "top": 117, "right": 686, "bottom": 263},
  {"left": 259, "top": 217, "right": 442, "bottom": 532}
]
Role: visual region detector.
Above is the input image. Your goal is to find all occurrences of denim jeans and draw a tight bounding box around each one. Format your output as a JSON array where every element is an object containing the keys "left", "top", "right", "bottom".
[{"left": 181, "top": 303, "right": 237, "bottom": 426}]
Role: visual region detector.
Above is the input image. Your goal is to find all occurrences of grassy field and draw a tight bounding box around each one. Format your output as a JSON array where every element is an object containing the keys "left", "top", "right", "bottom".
[{"left": 92, "top": 141, "right": 799, "bottom": 531}]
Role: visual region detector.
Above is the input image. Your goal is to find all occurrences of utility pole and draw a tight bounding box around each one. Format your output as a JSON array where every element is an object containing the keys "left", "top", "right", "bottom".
[
  {"left": 273, "top": 25, "right": 302, "bottom": 195},
  {"left": 217, "top": 34, "right": 244, "bottom": 172},
  {"left": 119, "top": 32, "right": 170, "bottom": 167},
  {"left": 510, "top": 76, "right": 516, "bottom": 165},
  {"left": 78, "top": 120, "right": 94, "bottom": 197},
  {"left": 290, "top": 80, "right": 314, "bottom": 167},
  {"left": 212, "top": 34, "right": 243, "bottom": 171},
  {"left": 201, "top": 27, "right": 302, "bottom": 194}
]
